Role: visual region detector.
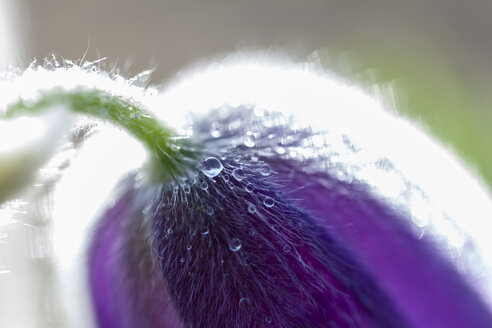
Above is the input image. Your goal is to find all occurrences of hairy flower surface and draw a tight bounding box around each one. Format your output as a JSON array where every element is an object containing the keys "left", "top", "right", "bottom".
[
  {"left": 1, "top": 57, "right": 492, "bottom": 327},
  {"left": 89, "top": 105, "right": 492, "bottom": 328}
]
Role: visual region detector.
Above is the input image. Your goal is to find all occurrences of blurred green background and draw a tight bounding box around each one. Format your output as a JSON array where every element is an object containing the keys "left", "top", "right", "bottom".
[{"left": 4, "top": 0, "right": 492, "bottom": 189}]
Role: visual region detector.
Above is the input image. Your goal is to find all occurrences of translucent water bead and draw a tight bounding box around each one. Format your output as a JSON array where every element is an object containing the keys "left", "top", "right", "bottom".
[
  {"left": 202, "top": 157, "right": 223, "bottom": 178},
  {"left": 229, "top": 238, "right": 242, "bottom": 252}
]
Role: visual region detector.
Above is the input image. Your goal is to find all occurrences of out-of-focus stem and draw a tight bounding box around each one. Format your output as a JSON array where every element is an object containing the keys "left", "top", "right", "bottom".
[
  {"left": 4, "top": 89, "right": 200, "bottom": 182},
  {"left": 0, "top": 108, "right": 68, "bottom": 203}
]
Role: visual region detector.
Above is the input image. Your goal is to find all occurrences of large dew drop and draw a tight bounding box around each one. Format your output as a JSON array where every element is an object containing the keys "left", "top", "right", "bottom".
[{"left": 202, "top": 157, "right": 223, "bottom": 178}]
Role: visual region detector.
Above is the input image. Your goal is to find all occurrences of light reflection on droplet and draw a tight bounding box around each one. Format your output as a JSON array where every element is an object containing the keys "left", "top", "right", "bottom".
[
  {"left": 210, "top": 122, "right": 222, "bottom": 138},
  {"left": 232, "top": 168, "right": 245, "bottom": 181},
  {"left": 201, "top": 226, "right": 210, "bottom": 235},
  {"left": 275, "top": 146, "right": 286, "bottom": 155},
  {"left": 211, "top": 128, "right": 221, "bottom": 138},
  {"left": 260, "top": 164, "right": 271, "bottom": 176},
  {"left": 263, "top": 196, "right": 275, "bottom": 208},
  {"left": 239, "top": 297, "right": 251, "bottom": 307},
  {"left": 202, "top": 157, "right": 223, "bottom": 178},
  {"left": 244, "top": 134, "right": 255, "bottom": 148},
  {"left": 229, "top": 238, "right": 242, "bottom": 252},
  {"left": 245, "top": 183, "right": 254, "bottom": 193}
]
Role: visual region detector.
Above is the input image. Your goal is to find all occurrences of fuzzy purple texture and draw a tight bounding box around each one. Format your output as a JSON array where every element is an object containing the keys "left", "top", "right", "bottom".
[
  {"left": 151, "top": 160, "right": 408, "bottom": 327},
  {"left": 89, "top": 106, "right": 492, "bottom": 327}
]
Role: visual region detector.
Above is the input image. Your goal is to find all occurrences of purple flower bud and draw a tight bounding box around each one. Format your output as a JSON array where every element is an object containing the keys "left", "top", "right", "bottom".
[{"left": 89, "top": 103, "right": 492, "bottom": 328}]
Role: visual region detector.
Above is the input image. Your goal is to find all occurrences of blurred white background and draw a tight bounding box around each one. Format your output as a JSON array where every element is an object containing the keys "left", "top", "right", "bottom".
[{"left": 3, "top": 0, "right": 490, "bottom": 89}]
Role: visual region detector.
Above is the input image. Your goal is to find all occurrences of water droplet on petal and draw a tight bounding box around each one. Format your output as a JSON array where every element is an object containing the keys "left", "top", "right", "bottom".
[
  {"left": 186, "top": 245, "right": 193, "bottom": 251},
  {"left": 202, "top": 157, "right": 223, "bottom": 178},
  {"left": 211, "top": 128, "right": 221, "bottom": 138},
  {"left": 265, "top": 316, "right": 272, "bottom": 324},
  {"left": 274, "top": 146, "right": 286, "bottom": 155},
  {"left": 167, "top": 228, "right": 173, "bottom": 235},
  {"left": 263, "top": 196, "right": 275, "bottom": 208},
  {"left": 200, "top": 181, "right": 208, "bottom": 190},
  {"left": 210, "top": 122, "right": 222, "bottom": 138},
  {"left": 243, "top": 134, "right": 255, "bottom": 147},
  {"left": 239, "top": 297, "right": 251, "bottom": 307},
  {"left": 232, "top": 168, "right": 245, "bottom": 181},
  {"left": 201, "top": 226, "right": 209, "bottom": 235},
  {"left": 283, "top": 245, "right": 291, "bottom": 252},
  {"left": 180, "top": 257, "right": 185, "bottom": 263},
  {"left": 229, "top": 238, "right": 242, "bottom": 252},
  {"left": 248, "top": 203, "right": 257, "bottom": 213},
  {"left": 183, "top": 184, "right": 191, "bottom": 193},
  {"left": 260, "top": 164, "right": 272, "bottom": 176},
  {"left": 245, "top": 183, "right": 254, "bottom": 193},
  {"left": 206, "top": 206, "right": 214, "bottom": 215}
]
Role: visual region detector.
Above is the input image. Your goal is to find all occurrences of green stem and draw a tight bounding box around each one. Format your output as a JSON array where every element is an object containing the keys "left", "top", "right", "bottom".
[{"left": 4, "top": 88, "right": 199, "bottom": 181}]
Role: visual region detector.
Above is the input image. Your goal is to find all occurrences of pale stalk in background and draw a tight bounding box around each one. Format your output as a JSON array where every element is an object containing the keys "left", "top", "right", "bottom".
[{"left": 0, "top": 1, "right": 65, "bottom": 327}]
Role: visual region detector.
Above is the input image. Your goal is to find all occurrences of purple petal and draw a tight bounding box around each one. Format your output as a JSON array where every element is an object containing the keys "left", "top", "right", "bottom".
[
  {"left": 89, "top": 183, "right": 184, "bottom": 328},
  {"left": 266, "top": 158, "right": 492, "bottom": 327},
  {"left": 152, "top": 160, "right": 408, "bottom": 327}
]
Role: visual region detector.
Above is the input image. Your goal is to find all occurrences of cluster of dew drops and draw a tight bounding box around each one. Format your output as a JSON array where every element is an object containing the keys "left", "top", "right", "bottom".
[
  {"left": 189, "top": 108, "right": 306, "bottom": 272},
  {"left": 201, "top": 155, "right": 275, "bottom": 254},
  {"left": 200, "top": 154, "right": 281, "bottom": 323},
  {"left": 162, "top": 107, "right": 318, "bottom": 322}
]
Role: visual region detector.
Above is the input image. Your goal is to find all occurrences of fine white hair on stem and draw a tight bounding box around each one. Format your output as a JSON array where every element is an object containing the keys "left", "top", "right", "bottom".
[{"left": 0, "top": 60, "right": 149, "bottom": 327}]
